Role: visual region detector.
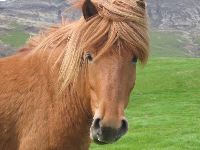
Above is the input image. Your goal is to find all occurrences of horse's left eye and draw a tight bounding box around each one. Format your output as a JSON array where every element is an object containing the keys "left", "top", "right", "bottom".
[
  {"left": 85, "top": 53, "right": 93, "bottom": 62},
  {"left": 132, "top": 57, "right": 138, "bottom": 64}
]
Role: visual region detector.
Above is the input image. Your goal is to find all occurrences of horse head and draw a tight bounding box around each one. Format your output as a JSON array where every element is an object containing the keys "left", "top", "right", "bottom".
[{"left": 79, "top": 0, "right": 149, "bottom": 144}]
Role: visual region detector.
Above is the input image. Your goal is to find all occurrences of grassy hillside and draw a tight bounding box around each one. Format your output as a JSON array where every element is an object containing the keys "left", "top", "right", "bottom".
[
  {"left": 150, "top": 31, "right": 189, "bottom": 57},
  {"left": 0, "top": 28, "right": 192, "bottom": 57},
  {"left": 194, "top": 36, "right": 200, "bottom": 45},
  {"left": 0, "top": 23, "right": 29, "bottom": 49},
  {"left": 0, "top": 29, "right": 29, "bottom": 48},
  {"left": 90, "top": 58, "right": 200, "bottom": 150}
]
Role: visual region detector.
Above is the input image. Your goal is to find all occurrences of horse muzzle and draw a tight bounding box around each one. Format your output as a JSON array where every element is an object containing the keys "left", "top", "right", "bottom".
[{"left": 90, "top": 118, "right": 128, "bottom": 145}]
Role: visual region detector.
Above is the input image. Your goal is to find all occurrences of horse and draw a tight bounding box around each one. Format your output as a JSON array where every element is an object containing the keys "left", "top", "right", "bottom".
[{"left": 0, "top": 0, "right": 149, "bottom": 149}]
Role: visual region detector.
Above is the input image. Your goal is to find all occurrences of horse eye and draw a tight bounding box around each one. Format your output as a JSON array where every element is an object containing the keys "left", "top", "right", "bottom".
[
  {"left": 85, "top": 53, "right": 93, "bottom": 62},
  {"left": 132, "top": 57, "right": 138, "bottom": 64}
]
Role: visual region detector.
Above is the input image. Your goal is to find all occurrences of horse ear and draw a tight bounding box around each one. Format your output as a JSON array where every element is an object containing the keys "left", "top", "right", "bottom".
[
  {"left": 136, "top": 0, "right": 146, "bottom": 9},
  {"left": 82, "top": 0, "right": 98, "bottom": 21}
]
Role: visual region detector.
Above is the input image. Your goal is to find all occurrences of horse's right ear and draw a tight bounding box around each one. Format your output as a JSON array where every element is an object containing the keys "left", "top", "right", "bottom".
[
  {"left": 82, "top": 0, "right": 98, "bottom": 21},
  {"left": 137, "top": 0, "right": 146, "bottom": 9}
]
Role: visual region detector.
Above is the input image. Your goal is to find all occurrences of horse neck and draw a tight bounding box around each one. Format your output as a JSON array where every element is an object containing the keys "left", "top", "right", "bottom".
[{"left": 26, "top": 48, "right": 93, "bottom": 147}]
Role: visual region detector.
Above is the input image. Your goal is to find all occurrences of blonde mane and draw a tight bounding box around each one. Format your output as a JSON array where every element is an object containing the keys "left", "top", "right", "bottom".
[{"left": 25, "top": 0, "right": 149, "bottom": 90}]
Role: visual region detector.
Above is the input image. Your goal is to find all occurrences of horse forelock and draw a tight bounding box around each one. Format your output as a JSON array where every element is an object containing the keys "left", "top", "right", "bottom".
[{"left": 25, "top": 0, "right": 149, "bottom": 92}]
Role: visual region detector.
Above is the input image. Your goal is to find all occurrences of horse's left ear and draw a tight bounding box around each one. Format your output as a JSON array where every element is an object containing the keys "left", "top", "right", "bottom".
[{"left": 82, "top": 0, "right": 98, "bottom": 21}]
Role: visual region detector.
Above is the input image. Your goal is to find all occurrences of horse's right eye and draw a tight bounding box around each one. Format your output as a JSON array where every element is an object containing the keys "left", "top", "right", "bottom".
[{"left": 85, "top": 53, "right": 93, "bottom": 62}]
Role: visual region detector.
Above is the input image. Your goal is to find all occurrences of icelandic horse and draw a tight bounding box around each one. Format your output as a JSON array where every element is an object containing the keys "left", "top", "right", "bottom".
[{"left": 0, "top": 0, "right": 149, "bottom": 149}]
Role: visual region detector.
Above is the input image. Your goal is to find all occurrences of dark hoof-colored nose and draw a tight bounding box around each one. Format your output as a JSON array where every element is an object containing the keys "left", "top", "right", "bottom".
[{"left": 90, "top": 118, "right": 128, "bottom": 145}]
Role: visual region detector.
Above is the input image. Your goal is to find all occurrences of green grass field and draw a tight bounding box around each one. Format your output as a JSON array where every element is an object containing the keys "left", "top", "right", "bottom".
[{"left": 90, "top": 58, "right": 200, "bottom": 150}]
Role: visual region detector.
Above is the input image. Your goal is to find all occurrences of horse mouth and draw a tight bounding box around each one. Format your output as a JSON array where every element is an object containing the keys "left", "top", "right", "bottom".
[
  {"left": 93, "top": 137, "right": 109, "bottom": 145},
  {"left": 91, "top": 134, "right": 119, "bottom": 145},
  {"left": 90, "top": 125, "right": 122, "bottom": 145}
]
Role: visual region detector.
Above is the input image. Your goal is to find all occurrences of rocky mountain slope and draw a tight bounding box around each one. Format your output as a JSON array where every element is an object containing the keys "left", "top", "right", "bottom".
[
  {"left": 0, "top": 0, "right": 200, "bottom": 57},
  {"left": 0, "top": 0, "right": 79, "bottom": 33},
  {"left": 148, "top": 0, "right": 200, "bottom": 31},
  {"left": 148, "top": 0, "right": 200, "bottom": 57}
]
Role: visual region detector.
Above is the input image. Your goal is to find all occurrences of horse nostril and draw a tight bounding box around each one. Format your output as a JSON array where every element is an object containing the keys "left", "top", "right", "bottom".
[
  {"left": 120, "top": 119, "right": 128, "bottom": 134},
  {"left": 93, "top": 118, "right": 101, "bottom": 130}
]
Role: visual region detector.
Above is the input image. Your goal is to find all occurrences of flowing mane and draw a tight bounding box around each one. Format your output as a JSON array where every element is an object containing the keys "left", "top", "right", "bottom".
[{"left": 24, "top": 0, "right": 149, "bottom": 90}]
